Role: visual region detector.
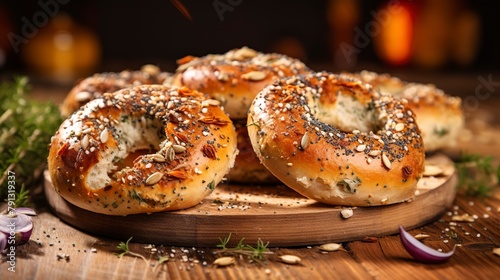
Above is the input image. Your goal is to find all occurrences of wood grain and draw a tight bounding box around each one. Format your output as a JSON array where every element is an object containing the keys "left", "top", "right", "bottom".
[{"left": 43, "top": 154, "right": 457, "bottom": 247}]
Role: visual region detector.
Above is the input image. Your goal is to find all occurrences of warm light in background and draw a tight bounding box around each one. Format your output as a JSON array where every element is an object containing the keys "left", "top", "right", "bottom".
[
  {"left": 373, "top": 2, "right": 413, "bottom": 66},
  {"left": 22, "top": 14, "right": 101, "bottom": 83}
]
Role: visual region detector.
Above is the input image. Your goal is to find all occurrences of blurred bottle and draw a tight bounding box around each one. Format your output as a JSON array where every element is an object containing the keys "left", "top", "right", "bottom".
[
  {"left": 22, "top": 14, "right": 101, "bottom": 83},
  {"left": 327, "top": 0, "right": 360, "bottom": 70},
  {"left": 373, "top": 0, "right": 417, "bottom": 66},
  {"left": 0, "top": 6, "right": 13, "bottom": 69}
]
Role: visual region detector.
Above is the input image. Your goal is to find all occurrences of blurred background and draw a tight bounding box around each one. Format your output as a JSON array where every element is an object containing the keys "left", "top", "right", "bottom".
[{"left": 0, "top": 0, "right": 499, "bottom": 98}]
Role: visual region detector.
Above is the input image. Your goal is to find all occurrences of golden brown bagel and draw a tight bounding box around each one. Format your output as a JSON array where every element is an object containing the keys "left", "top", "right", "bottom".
[
  {"left": 345, "top": 71, "right": 463, "bottom": 152},
  {"left": 49, "top": 85, "right": 238, "bottom": 215},
  {"left": 247, "top": 72, "right": 425, "bottom": 206},
  {"left": 172, "top": 47, "right": 311, "bottom": 119},
  {"left": 61, "top": 64, "right": 173, "bottom": 117},
  {"left": 225, "top": 120, "right": 279, "bottom": 184}
]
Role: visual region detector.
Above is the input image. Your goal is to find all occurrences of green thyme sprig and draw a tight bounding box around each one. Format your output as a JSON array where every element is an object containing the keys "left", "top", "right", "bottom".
[
  {"left": 216, "top": 233, "right": 273, "bottom": 263},
  {"left": 115, "top": 237, "right": 149, "bottom": 264},
  {"left": 0, "top": 77, "right": 62, "bottom": 206},
  {"left": 455, "top": 152, "right": 500, "bottom": 197}
]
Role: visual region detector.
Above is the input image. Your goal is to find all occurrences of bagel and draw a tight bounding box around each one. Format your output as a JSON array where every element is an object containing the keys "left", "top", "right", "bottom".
[
  {"left": 344, "top": 71, "right": 463, "bottom": 152},
  {"left": 247, "top": 72, "right": 425, "bottom": 206},
  {"left": 172, "top": 46, "right": 311, "bottom": 119},
  {"left": 48, "top": 85, "right": 238, "bottom": 215},
  {"left": 225, "top": 120, "right": 280, "bottom": 184},
  {"left": 61, "top": 64, "right": 173, "bottom": 117}
]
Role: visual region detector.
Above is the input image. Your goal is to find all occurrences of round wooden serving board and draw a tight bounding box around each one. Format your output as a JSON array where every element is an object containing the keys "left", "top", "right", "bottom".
[{"left": 44, "top": 154, "right": 458, "bottom": 247}]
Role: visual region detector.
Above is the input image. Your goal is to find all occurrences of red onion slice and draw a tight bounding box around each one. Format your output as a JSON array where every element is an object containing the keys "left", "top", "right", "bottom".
[
  {"left": 399, "top": 225, "right": 455, "bottom": 263},
  {"left": 14, "top": 207, "right": 37, "bottom": 216},
  {"left": 0, "top": 211, "right": 34, "bottom": 245},
  {"left": 0, "top": 233, "right": 6, "bottom": 251}
]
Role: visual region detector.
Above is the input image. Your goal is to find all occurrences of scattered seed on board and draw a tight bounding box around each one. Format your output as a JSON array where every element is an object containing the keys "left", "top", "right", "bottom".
[
  {"left": 341, "top": 208, "right": 354, "bottom": 219},
  {"left": 423, "top": 165, "right": 444, "bottom": 177},
  {"left": 414, "top": 234, "right": 430, "bottom": 240},
  {"left": 493, "top": 248, "right": 500, "bottom": 257},
  {"left": 319, "top": 243, "right": 343, "bottom": 252},
  {"left": 278, "top": 255, "right": 301, "bottom": 264},
  {"left": 213, "top": 256, "right": 235, "bottom": 267}
]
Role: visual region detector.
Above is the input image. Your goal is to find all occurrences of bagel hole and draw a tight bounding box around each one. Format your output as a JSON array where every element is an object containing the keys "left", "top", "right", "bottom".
[
  {"left": 113, "top": 149, "right": 158, "bottom": 171},
  {"left": 87, "top": 116, "right": 166, "bottom": 190},
  {"left": 316, "top": 94, "right": 378, "bottom": 133}
]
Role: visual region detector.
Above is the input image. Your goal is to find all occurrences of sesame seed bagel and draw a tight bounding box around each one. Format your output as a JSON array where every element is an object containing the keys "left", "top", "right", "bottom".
[
  {"left": 48, "top": 85, "right": 238, "bottom": 215},
  {"left": 247, "top": 72, "right": 425, "bottom": 206},
  {"left": 61, "top": 64, "right": 173, "bottom": 117},
  {"left": 172, "top": 47, "right": 311, "bottom": 119},
  {"left": 345, "top": 71, "right": 464, "bottom": 152},
  {"left": 225, "top": 119, "right": 280, "bottom": 184}
]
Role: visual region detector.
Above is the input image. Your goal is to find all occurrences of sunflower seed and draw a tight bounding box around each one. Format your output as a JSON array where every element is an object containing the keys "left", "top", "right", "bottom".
[
  {"left": 81, "top": 135, "right": 89, "bottom": 150},
  {"left": 172, "top": 144, "right": 186, "bottom": 153},
  {"left": 368, "top": 150, "right": 380, "bottom": 157},
  {"left": 382, "top": 153, "right": 391, "bottom": 169},
  {"left": 356, "top": 145, "right": 366, "bottom": 152},
  {"left": 100, "top": 128, "right": 109, "bottom": 143},
  {"left": 213, "top": 256, "right": 235, "bottom": 267},
  {"left": 241, "top": 71, "right": 266, "bottom": 81},
  {"left": 201, "top": 99, "right": 221, "bottom": 107},
  {"left": 395, "top": 123, "right": 405, "bottom": 132},
  {"left": 145, "top": 172, "right": 163, "bottom": 185},
  {"left": 233, "top": 47, "right": 258, "bottom": 60},
  {"left": 153, "top": 154, "right": 166, "bottom": 163},
  {"left": 166, "top": 147, "right": 176, "bottom": 162},
  {"left": 319, "top": 243, "right": 342, "bottom": 252},
  {"left": 75, "top": 91, "right": 92, "bottom": 102},
  {"left": 341, "top": 208, "right": 354, "bottom": 219},
  {"left": 300, "top": 133, "right": 309, "bottom": 150},
  {"left": 140, "top": 64, "right": 160, "bottom": 75},
  {"left": 492, "top": 248, "right": 500, "bottom": 257},
  {"left": 414, "top": 234, "right": 430, "bottom": 240},
  {"left": 423, "top": 164, "right": 444, "bottom": 177},
  {"left": 278, "top": 255, "right": 301, "bottom": 264}
]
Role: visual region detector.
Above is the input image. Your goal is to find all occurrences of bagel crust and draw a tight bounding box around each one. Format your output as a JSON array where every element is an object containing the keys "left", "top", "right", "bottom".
[
  {"left": 49, "top": 85, "right": 237, "bottom": 215},
  {"left": 172, "top": 47, "right": 310, "bottom": 119},
  {"left": 247, "top": 73, "right": 425, "bottom": 206},
  {"left": 61, "top": 65, "right": 173, "bottom": 117},
  {"left": 345, "top": 71, "right": 464, "bottom": 152},
  {"left": 225, "top": 120, "right": 279, "bottom": 184}
]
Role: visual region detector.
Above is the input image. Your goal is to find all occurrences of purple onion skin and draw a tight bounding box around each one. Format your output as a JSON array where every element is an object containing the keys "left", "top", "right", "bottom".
[
  {"left": 0, "top": 233, "right": 7, "bottom": 251},
  {"left": 0, "top": 209, "right": 36, "bottom": 248},
  {"left": 399, "top": 225, "right": 455, "bottom": 264}
]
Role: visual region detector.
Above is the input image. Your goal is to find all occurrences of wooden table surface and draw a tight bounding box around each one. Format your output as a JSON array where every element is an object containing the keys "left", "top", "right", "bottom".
[{"left": 1, "top": 80, "right": 500, "bottom": 279}]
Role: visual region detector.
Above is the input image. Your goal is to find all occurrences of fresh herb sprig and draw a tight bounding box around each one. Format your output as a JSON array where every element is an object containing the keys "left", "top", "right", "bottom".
[
  {"left": 0, "top": 77, "right": 62, "bottom": 205},
  {"left": 115, "top": 237, "right": 149, "bottom": 264},
  {"left": 455, "top": 152, "right": 500, "bottom": 197},
  {"left": 216, "top": 233, "right": 273, "bottom": 263}
]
